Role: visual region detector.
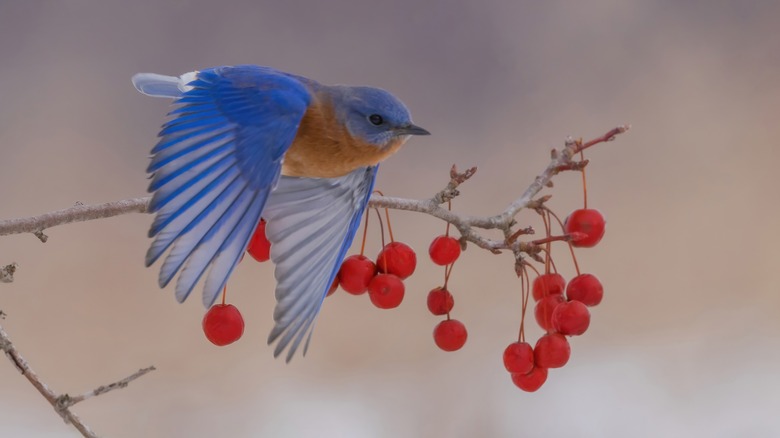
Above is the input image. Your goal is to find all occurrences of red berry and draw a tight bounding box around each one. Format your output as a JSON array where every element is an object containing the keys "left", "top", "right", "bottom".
[
  {"left": 326, "top": 276, "right": 339, "bottom": 297},
  {"left": 376, "top": 242, "right": 417, "bottom": 279},
  {"left": 246, "top": 218, "right": 271, "bottom": 262},
  {"left": 427, "top": 287, "right": 454, "bottom": 315},
  {"left": 503, "top": 342, "right": 534, "bottom": 374},
  {"left": 338, "top": 255, "right": 377, "bottom": 295},
  {"left": 532, "top": 273, "right": 566, "bottom": 301},
  {"left": 564, "top": 209, "right": 606, "bottom": 247},
  {"left": 368, "top": 274, "right": 405, "bottom": 309},
  {"left": 433, "top": 319, "right": 467, "bottom": 351},
  {"left": 510, "top": 366, "right": 548, "bottom": 392},
  {"left": 202, "top": 304, "right": 245, "bottom": 346},
  {"left": 552, "top": 300, "right": 590, "bottom": 335},
  {"left": 428, "top": 235, "right": 461, "bottom": 266},
  {"left": 566, "top": 274, "right": 603, "bottom": 306},
  {"left": 534, "top": 333, "right": 570, "bottom": 368},
  {"left": 534, "top": 294, "right": 565, "bottom": 331}
]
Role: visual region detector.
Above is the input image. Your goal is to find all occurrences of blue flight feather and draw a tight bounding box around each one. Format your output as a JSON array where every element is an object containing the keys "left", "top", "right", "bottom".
[{"left": 142, "top": 65, "right": 312, "bottom": 313}]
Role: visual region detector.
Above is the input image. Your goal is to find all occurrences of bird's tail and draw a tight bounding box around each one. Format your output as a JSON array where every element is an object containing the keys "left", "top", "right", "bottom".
[{"left": 131, "top": 72, "right": 197, "bottom": 98}]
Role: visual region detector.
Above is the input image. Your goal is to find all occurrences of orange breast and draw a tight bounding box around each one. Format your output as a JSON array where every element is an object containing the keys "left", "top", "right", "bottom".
[{"left": 281, "top": 95, "right": 406, "bottom": 178}]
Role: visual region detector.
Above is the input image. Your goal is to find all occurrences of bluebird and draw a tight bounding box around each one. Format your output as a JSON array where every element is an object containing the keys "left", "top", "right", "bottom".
[{"left": 132, "top": 65, "right": 429, "bottom": 361}]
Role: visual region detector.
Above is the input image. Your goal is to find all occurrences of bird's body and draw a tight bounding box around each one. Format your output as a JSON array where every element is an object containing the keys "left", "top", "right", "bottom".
[
  {"left": 132, "top": 65, "right": 427, "bottom": 361},
  {"left": 280, "top": 90, "right": 407, "bottom": 178}
]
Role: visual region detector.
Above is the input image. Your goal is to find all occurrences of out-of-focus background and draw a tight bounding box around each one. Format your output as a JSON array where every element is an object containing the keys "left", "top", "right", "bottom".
[{"left": 1, "top": 1, "right": 779, "bottom": 437}]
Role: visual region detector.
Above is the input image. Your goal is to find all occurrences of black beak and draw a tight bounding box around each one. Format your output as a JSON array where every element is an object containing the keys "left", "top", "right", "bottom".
[{"left": 397, "top": 123, "right": 431, "bottom": 136}]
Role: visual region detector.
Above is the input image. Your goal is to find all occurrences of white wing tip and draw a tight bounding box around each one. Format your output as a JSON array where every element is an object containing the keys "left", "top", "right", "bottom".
[
  {"left": 179, "top": 71, "right": 198, "bottom": 92},
  {"left": 132, "top": 72, "right": 191, "bottom": 98}
]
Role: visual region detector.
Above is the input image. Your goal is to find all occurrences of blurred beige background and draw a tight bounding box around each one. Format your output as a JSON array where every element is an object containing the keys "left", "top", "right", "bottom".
[{"left": 2, "top": 1, "right": 779, "bottom": 437}]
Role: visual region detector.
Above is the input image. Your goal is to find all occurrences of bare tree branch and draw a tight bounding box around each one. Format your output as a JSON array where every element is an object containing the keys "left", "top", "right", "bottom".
[
  {"left": 0, "top": 198, "right": 150, "bottom": 238},
  {"left": 0, "top": 318, "right": 155, "bottom": 438},
  {"left": 0, "top": 126, "right": 629, "bottom": 256}
]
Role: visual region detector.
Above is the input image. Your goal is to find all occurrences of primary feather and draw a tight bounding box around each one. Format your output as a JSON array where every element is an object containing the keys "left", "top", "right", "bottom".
[
  {"left": 263, "top": 166, "right": 377, "bottom": 361},
  {"left": 142, "top": 66, "right": 310, "bottom": 308}
]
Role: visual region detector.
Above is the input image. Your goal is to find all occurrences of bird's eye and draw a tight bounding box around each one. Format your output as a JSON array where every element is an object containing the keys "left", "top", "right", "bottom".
[{"left": 368, "top": 114, "right": 384, "bottom": 126}]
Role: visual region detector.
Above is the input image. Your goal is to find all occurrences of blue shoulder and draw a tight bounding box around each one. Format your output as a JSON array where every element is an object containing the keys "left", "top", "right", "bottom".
[
  {"left": 170, "top": 65, "right": 315, "bottom": 189},
  {"left": 190, "top": 65, "right": 314, "bottom": 126}
]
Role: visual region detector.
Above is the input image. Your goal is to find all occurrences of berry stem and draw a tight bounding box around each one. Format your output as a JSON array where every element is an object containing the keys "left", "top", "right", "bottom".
[
  {"left": 568, "top": 241, "right": 581, "bottom": 277},
  {"left": 522, "top": 266, "right": 530, "bottom": 341},
  {"left": 518, "top": 265, "right": 528, "bottom": 342},
  {"left": 517, "top": 264, "right": 538, "bottom": 342},
  {"left": 360, "top": 207, "right": 370, "bottom": 257},
  {"left": 547, "top": 248, "right": 559, "bottom": 274},
  {"left": 374, "top": 208, "right": 386, "bottom": 249},
  {"left": 374, "top": 208, "right": 388, "bottom": 272},
  {"left": 221, "top": 285, "right": 227, "bottom": 306},
  {"left": 580, "top": 150, "right": 588, "bottom": 210},
  {"left": 443, "top": 260, "right": 455, "bottom": 289},
  {"left": 385, "top": 208, "right": 395, "bottom": 242},
  {"left": 524, "top": 261, "right": 541, "bottom": 277},
  {"left": 374, "top": 190, "right": 396, "bottom": 243},
  {"left": 443, "top": 259, "right": 456, "bottom": 320},
  {"left": 542, "top": 211, "right": 552, "bottom": 274},
  {"left": 546, "top": 208, "right": 581, "bottom": 276},
  {"left": 445, "top": 200, "right": 452, "bottom": 237}
]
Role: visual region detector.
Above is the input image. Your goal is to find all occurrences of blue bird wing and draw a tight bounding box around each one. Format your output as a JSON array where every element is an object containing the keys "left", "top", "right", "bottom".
[
  {"left": 144, "top": 65, "right": 312, "bottom": 307},
  {"left": 262, "top": 165, "right": 379, "bottom": 362}
]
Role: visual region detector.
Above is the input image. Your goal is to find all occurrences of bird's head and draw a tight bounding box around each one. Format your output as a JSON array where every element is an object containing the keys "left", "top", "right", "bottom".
[{"left": 331, "top": 86, "right": 430, "bottom": 148}]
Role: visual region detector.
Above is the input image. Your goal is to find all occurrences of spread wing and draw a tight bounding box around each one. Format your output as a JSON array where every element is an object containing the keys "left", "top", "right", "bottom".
[
  {"left": 142, "top": 65, "right": 311, "bottom": 307},
  {"left": 262, "top": 166, "right": 378, "bottom": 361}
]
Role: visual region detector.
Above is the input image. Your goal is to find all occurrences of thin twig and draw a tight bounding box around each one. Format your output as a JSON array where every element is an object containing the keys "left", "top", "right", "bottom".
[
  {"left": 59, "top": 366, "right": 156, "bottom": 408},
  {"left": 0, "top": 319, "right": 155, "bottom": 438}
]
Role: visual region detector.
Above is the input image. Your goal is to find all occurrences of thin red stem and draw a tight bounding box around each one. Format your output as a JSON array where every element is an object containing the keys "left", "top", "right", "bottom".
[
  {"left": 580, "top": 150, "right": 588, "bottom": 209},
  {"left": 524, "top": 262, "right": 541, "bottom": 277},
  {"left": 523, "top": 266, "right": 530, "bottom": 341},
  {"left": 518, "top": 264, "right": 531, "bottom": 343},
  {"left": 374, "top": 190, "right": 395, "bottom": 243},
  {"left": 221, "top": 286, "right": 226, "bottom": 306},
  {"left": 548, "top": 250, "right": 559, "bottom": 274},
  {"left": 385, "top": 208, "right": 395, "bottom": 242},
  {"left": 443, "top": 260, "right": 455, "bottom": 289},
  {"left": 374, "top": 208, "right": 387, "bottom": 272},
  {"left": 542, "top": 211, "right": 552, "bottom": 274},
  {"left": 546, "top": 208, "right": 581, "bottom": 276},
  {"left": 445, "top": 199, "right": 452, "bottom": 237},
  {"left": 360, "top": 208, "right": 370, "bottom": 256}
]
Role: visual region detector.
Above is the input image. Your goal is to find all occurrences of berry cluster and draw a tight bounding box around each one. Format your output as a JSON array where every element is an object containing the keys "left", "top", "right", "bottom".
[
  {"left": 426, "top": 204, "right": 468, "bottom": 352},
  {"left": 506, "top": 259, "right": 604, "bottom": 392},
  {"left": 336, "top": 205, "right": 417, "bottom": 309},
  {"left": 200, "top": 142, "right": 613, "bottom": 395},
  {"left": 504, "top": 155, "right": 607, "bottom": 392},
  {"left": 338, "top": 241, "right": 416, "bottom": 309}
]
